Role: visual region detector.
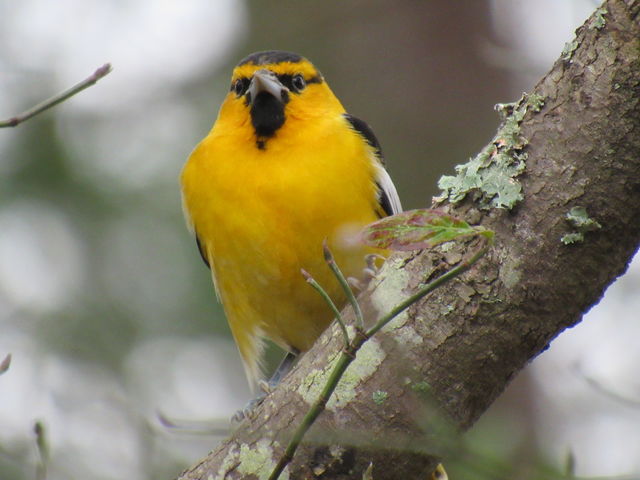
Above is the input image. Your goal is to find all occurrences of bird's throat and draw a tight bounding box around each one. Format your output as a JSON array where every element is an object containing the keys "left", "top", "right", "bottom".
[{"left": 250, "top": 92, "right": 285, "bottom": 147}]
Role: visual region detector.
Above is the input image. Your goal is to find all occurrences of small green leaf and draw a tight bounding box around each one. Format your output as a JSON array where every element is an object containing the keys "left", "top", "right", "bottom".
[{"left": 362, "top": 209, "right": 494, "bottom": 251}]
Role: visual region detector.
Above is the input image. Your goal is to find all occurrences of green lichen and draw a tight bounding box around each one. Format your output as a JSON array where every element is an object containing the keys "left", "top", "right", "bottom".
[
  {"left": 372, "top": 390, "right": 388, "bottom": 405},
  {"left": 296, "top": 350, "right": 340, "bottom": 404},
  {"left": 561, "top": 38, "right": 579, "bottom": 61},
  {"left": 560, "top": 232, "right": 585, "bottom": 245},
  {"left": 561, "top": 206, "right": 602, "bottom": 245},
  {"left": 326, "top": 338, "right": 386, "bottom": 410},
  {"left": 296, "top": 333, "right": 386, "bottom": 411},
  {"left": 362, "top": 463, "right": 374, "bottom": 480},
  {"left": 411, "top": 381, "right": 431, "bottom": 395},
  {"left": 591, "top": 7, "right": 607, "bottom": 30},
  {"left": 437, "top": 92, "right": 544, "bottom": 210},
  {"left": 369, "top": 257, "right": 410, "bottom": 317},
  {"left": 211, "top": 445, "right": 241, "bottom": 480},
  {"left": 527, "top": 92, "right": 545, "bottom": 112},
  {"left": 499, "top": 256, "right": 522, "bottom": 289},
  {"left": 237, "top": 439, "right": 288, "bottom": 480},
  {"left": 391, "top": 324, "right": 423, "bottom": 347}
]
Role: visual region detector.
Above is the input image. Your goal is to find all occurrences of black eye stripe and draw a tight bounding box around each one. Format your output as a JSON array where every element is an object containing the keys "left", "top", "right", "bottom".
[
  {"left": 276, "top": 74, "right": 322, "bottom": 93},
  {"left": 276, "top": 74, "right": 297, "bottom": 92},
  {"left": 278, "top": 73, "right": 322, "bottom": 92},
  {"left": 231, "top": 73, "right": 323, "bottom": 98},
  {"left": 231, "top": 77, "right": 250, "bottom": 96}
]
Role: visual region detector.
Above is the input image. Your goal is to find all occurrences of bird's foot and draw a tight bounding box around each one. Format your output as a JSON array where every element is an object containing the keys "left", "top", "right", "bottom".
[
  {"left": 231, "top": 390, "right": 268, "bottom": 423},
  {"left": 348, "top": 254, "right": 386, "bottom": 291},
  {"left": 231, "top": 352, "right": 297, "bottom": 423}
]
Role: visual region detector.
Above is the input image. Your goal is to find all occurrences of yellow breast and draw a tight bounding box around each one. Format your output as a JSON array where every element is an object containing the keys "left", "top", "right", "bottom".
[{"left": 181, "top": 111, "right": 380, "bottom": 383}]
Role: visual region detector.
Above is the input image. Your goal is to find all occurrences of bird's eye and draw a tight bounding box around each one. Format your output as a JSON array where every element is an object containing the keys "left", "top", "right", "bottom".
[
  {"left": 292, "top": 74, "right": 306, "bottom": 92},
  {"left": 232, "top": 78, "right": 248, "bottom": 96}
]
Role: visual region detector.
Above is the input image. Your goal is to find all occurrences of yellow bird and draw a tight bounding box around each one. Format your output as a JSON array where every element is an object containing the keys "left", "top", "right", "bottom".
[{"left": 181, "top": 51, "right": 402, "bottom": 389}]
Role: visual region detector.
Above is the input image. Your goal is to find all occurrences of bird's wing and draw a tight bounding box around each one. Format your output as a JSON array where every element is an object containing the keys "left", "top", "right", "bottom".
[
  {"left": 183, "top": 191, "right": 213, "bottom": 270},
  {"left": 343, "top": 114, "right": 403, "bottom": 216},
  {"left": 196, "top": 234, "right": 210, "bottom": 268}
]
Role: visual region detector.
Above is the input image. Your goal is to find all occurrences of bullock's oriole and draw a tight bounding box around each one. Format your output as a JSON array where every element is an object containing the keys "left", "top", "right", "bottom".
[{"left": 181, "top": 50, "right": 402, "bottom": 388}]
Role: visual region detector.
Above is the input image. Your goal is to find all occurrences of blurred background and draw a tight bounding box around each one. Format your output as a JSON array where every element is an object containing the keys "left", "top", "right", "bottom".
[{"left": 1, "top": 1, "right": 638, "bottom": 479}]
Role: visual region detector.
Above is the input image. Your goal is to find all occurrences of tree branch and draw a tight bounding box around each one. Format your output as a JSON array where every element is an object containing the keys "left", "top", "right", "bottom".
[
  {"left": 177, "top": 1, "right": 640, "bottom": 478},
  {"left": 0, "top": 63, "right": 112, "bottom": 128}
]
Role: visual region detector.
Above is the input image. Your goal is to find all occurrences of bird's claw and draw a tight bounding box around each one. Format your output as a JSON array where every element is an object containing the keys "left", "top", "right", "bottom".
[
  {"left": 348, "top": 254, "right": 386, "bottom": 291},
  {"left": 365, "top": 253, "right": 385, "bottom": 273},
  {"left": 231, "top": 392, "right": 267, "bottom": 424}
]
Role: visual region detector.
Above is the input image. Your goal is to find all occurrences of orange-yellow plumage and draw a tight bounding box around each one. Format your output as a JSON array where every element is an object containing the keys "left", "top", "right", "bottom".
[{"left": 181, "top": 51, "right": 401, "bottom": 387}]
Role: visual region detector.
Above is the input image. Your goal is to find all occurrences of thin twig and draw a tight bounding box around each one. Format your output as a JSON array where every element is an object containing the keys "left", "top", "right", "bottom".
[
  {"left": 581, "top": 372, "right": 640, "bottom": 408},
  {"left": 322, "top": 240, "right": 364, "bottom": 328},
  {"left": 34, "top": 421, "right": 49, "bottom": 480},
  {"left": 0, "top": 353, "right": 11, "bottom": 375},
  {"left": 156, "top": 411, "right": 231, "bottom": 436},
  {"left": 0, "top": 63, "right": 112, "bottom": 128},
  {"left": 268, "top": 241, "right": 489, "bottom": 479},
  {"left": 302, "top": 268, "right": 350, "bottom": 347}
]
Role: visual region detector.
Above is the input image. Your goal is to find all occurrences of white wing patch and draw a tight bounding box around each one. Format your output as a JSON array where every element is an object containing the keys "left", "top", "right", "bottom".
[{"left": 374, "top": 162, "right": 403, "bottom": 215}]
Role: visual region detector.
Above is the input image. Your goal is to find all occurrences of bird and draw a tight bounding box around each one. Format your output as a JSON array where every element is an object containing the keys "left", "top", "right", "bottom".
[{"left": 181, "top": 50, "right": 402, "bottom": 390}]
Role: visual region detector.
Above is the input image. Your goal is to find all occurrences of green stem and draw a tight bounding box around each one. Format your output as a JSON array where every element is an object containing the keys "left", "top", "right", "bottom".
[
  {"left": 302, "top": 268, "right": 350, "bottom": 347},
  {"left": 367, "top": 245, "right": 488, "bottom": 338},
  {"left": 269, "top": 242, "right": 489, "bottom": 480},
  {"left": 268, "top": 334, "right": 366, "bottom": 480},
  {"left": 323, "top": 240, "right": 364, "bottom": 328},
  {"left": 0, "top": 63, "right": 112, "bottom": 128},
  {"left": 34, "top": 421, "right": 49, "bottom": 480}
]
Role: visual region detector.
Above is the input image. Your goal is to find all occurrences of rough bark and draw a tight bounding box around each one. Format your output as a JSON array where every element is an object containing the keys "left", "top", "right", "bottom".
[{"left": 178, "top": 1, "right": 640, "bottom": 479}]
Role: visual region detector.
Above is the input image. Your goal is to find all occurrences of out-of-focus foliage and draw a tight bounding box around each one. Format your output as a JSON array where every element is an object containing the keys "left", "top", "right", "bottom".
[{"left": 1, "top": 1, "right": 639, "bottom": 480}]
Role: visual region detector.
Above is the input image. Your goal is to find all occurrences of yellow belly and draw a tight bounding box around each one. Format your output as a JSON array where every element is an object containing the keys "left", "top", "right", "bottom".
[{"left": 181, "top": 115, "right": 381, "bottom": 382}]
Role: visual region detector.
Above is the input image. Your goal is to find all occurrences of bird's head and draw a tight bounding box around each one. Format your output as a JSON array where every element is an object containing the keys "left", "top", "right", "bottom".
[{"left": 214, "top": 51, "right": 345, "bottom": 149}]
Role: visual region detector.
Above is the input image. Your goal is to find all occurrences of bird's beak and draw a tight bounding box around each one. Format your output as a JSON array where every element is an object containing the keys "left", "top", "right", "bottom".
[{"left": 247, "top": 69, "right": 289, "bottom": 105}]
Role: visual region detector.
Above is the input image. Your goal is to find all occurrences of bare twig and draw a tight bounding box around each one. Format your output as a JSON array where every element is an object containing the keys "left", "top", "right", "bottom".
[
  {"left": 34, "top": 421, "right": 49, "bottom": 480},
  {"left": 0, "top": 63, "right": 112, "bottom": 128},
  {"left": 0, "top": 354, "right": 11, "bottom": 375},
  {"left": 582, "top": 373, "right": 640, "bottom": 408},
  {"left": 156, "top": 411, "right": 230, "bottom": 436}
]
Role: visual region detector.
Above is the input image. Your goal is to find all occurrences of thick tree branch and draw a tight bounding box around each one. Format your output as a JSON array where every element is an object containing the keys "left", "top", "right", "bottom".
[{"left": 178, "top": 1, "right": 640, "bottom": 478}]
